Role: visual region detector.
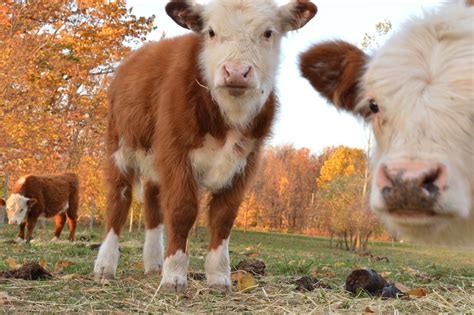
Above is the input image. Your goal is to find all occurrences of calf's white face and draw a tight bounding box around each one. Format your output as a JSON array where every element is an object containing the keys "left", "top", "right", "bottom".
[
  {"left": 166, "top": 0, "right": 317, "bottom": 128},
  {"left": 300, "top": 1, "right": 474, "bottom": 246},
  {"left": 6, "top": 194, "right": 36, "bottom": 225}
]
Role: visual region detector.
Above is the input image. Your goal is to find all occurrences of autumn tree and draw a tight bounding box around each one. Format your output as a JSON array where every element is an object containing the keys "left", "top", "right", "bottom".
[{"left": 0, "top": 0, "right": 155, "bottom": 220}]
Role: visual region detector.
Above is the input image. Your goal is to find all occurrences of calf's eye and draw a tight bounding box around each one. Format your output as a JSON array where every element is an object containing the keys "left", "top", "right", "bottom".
[
  {"left": 208, "top": 29, "right": 215, "bottom": 38},
  {"left": 369, "top": 99, "right": 379, "bottom": 114},
  {"left": 264, "top": 30, "right": 273, "bottom": 39}
]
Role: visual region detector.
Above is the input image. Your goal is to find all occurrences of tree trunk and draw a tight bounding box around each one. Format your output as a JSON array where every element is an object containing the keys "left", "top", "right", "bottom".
[
  {"left": 129, "top": 205, "right": 134, "bottom": 233},
  {"left": 0, "top": 169, "right": 10, "bottom": 226}
]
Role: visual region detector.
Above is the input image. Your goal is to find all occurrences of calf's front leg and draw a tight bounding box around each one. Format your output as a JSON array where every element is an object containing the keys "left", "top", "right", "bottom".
[{"left": 159, "top": 167, "right": 198, "bottom": 293}]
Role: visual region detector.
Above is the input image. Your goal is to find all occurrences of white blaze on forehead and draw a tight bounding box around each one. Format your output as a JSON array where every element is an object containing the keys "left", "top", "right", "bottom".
[
  {"left": 143, "top": 225, "right": 164, "bottom": 274},
  {"left": 198, "top": 1, "right": 283, "bottom": 128},
  {"left": 6, "top": 194, "right": 29, "bottom": 224},
  {"left": 205, "top": 238, "right": 231, "bottom": 289}
]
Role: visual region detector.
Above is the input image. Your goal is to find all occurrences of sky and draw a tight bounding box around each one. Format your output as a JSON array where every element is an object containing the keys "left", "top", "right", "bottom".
[{"left": 126, "top": 0, "right": 444, "bottom": 154}]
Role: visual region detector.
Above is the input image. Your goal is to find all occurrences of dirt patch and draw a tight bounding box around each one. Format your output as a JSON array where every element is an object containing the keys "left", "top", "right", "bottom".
[
  {"left": 0, "top": 262, "right": 52, "bottom": 280},
  {"left": 293, "top": 276, "right": 332, "bottom": 292},
  {"left": 233, "top": 259, "right": 266, "bottom": 276}
]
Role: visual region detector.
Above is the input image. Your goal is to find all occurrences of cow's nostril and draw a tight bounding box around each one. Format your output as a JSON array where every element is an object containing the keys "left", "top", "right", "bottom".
[
  {"left": 382, "top": 186, "right": 392, "bottom": 197},
  {"left": 243, "top": 67, "right": 251, "bottom": 78},
  {"left": 422, "top": 168, "right": 441, "bottom": 196}
]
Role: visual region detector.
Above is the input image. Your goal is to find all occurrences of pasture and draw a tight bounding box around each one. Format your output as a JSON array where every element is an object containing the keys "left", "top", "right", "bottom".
[{"left": 0, "top": 223, "right": 472, "bottom": 312}]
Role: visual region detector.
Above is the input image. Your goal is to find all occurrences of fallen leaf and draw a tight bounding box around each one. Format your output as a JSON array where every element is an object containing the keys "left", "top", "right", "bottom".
[
  {"left": 380, "top": 271, "right": 392, "bottom": 278},
  {"left": 39, "top": 260, "right": 47, "bottom": 269},
  {"left": 321, "top": 266, "right": 336, "bottom": 277},
  {"left": 395, "top": 282, "right": 410, "bottom": 293},
  {"left": 363, "top": 306, "right": 375, "bottom": 313},
  {"left": 0, "top": 292, "right": 11, "bottom": 305},
  {"left": 232, "top": 271, "right": 257, "bottom": 292},
  {"left": 61, "top": 273, "right": 79, "bottom": 280},
  {"left": 54, "top": 260, "right": 75, "bottom": 273},
  {"left": 335, "top": 261, "right": 346, "bottom": 267},
  {"left": 5, "top": 257, "right": 20, "bottom": 269},
  {"left": 133, "top": 261, "right": 144, "bottom": 270},
  {"left": 407, "top": 287, "right": 428, "bottom": 297}
]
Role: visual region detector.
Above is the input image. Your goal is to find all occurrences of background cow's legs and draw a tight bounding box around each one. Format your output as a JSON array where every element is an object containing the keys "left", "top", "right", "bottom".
[
  {"left": 143, "top": 182, "right": 164, "bottom": 274},
  {"left": 94, "top": 158, "right": 134, "bottom": 281},
  {"left": 52, "top": 213, "right": 67, "bottom": 241},
  {"left": 67, "top": 194, "right": 79, "bottom": 241},
  {"left": 17, "top": 222, "right": 26, "bottom": 243},
  {"left": 159, "top": 168, "right": 198, "bottom": 292},
  {"left": 25, "top": 213, "right": 39, "bottom": 242}
]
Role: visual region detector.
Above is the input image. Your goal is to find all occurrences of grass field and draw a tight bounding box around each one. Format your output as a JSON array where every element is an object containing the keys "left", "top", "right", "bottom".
[{"left": 0, "top": 223, "right": 473, "bottom": 312}]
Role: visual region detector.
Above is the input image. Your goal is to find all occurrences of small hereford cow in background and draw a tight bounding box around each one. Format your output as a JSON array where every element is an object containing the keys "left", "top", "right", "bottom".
[
  {"left": 300, "top": 0, "right": 473, "bottom": 246},
  {"left": 5, "top": 173, "right": 79, "bottom": 242},
  {"left": 94, "top": 0, "right": 317, "bottom": 292}
]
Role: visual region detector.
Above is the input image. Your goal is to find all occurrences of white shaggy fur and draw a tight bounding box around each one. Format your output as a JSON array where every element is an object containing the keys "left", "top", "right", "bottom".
[
  {"left": 355, "top": 1, "right": 474, "bottom": 246},
  {"left": 160, "top": 250, "right": 188, "bottom": 291},
  {"left": 205, "top": 238, "right": 231, "bottom": 291},
  {"left": 112, "top": 137, "right": 159, "bottom": 184},
  {"left": 6, "top": 193, "right": 30, "bottom": 225},
  {"left": 94, "top": 230, "right": 120, "bottom": 280},
  {"left": 143, "top": 225, "right": 164, "bottom": 274},
  {"left": 190, "top": 130, "right": 254, "bottom": 192}
]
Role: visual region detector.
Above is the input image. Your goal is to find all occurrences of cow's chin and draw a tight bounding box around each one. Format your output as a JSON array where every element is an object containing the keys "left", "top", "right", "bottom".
[{"left": 211, "top": 86, "right": 267, "bottom": 129}]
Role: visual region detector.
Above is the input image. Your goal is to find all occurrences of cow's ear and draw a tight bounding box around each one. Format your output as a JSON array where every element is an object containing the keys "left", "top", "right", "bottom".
[
  {"left": 0, "top": 198, "right": 4, "bottom": 207},
  {"left": 466, "top": 0, "right": 474, "bottom": 6},
  {"left": 280, "top": 0, "right": 317, "bottom": 32},
  {"left": 27, "top": 198, "right": 37, "bottom": 208},
  {"left": 300, "top": 40, "right": 368, "bottom": 114},
  {"left": 166, "top": 1, "right": 204, "bottom": 32}
]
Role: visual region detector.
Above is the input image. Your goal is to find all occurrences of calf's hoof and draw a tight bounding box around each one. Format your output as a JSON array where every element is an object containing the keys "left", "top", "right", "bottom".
[
  {"left": 209, "top": 283, "right": 232, "bottom": 294},
  {"left": 208, "top": 275, "right": 232, "bottom": 294},
  {"left": 51, "top": 236, "right": 60, "bottom": 242},
  {"left": 159, "top": 277, "right": 187, "bottom": 293},
  {"left": 15, "top": 237, "right": 26, "bottom": 244},
  {"left": 94, "top": 269, "right": 115, "bottom": 282}
]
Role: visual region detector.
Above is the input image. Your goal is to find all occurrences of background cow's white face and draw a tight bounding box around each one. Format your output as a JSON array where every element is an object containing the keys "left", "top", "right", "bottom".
[
  {"left": 6, "top": 194, "right": 36, "bottom": 225},
  {"left": 166, "top": 0, "right": 317, "bottom": 128},
  {"left": 300, "top": 1, "right": 473, "bottom": 245}
]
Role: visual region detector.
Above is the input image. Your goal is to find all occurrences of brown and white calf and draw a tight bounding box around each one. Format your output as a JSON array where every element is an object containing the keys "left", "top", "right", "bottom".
[
  {"left": 5, "top": 173, "right": 79, "bottom": 242},
  {"left": 300, "top": 0, "right": 473, "bottom": 246},
  {"left": 93, "top": 0, "right": 317, "bottom": 292}
]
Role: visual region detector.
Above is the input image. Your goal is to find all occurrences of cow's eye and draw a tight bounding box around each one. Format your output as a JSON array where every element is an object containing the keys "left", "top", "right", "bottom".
[
  {"left": 369, "top": 99, "right": 379, "bottom": 114},
  {"left": 208, "top": 29, "right": 215, "bottom": 38},
  {"left": 264, "top": 30, "right": 273, "bottom": 39}
]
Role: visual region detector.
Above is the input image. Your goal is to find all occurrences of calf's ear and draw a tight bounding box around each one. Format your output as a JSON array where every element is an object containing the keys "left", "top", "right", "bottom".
[
  {"left": 27, "top": 198, "right": 37, "bottom": 208},
  {"left": 0, "top": 198, "right": 4, "bottom": 207},
  {"left": 280, "top": 0, "right": 317, "bottom": 32},
  {"left": 166, "top": 1, "right": 204, "bottom": 32},
  {"left": 299, "top": 40, "right": 367, "bottom": 114}
]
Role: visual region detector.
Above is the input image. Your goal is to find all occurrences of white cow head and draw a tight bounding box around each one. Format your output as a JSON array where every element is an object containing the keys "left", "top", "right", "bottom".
[
  {"left": 166, "top": 0, "right": 317, "bottom": 128},
  {"left": 6, "top": 194, "right": 37, "bottom": 225},
  {"left": 300, "top": 1, "right": 474, "bottom": 246}
]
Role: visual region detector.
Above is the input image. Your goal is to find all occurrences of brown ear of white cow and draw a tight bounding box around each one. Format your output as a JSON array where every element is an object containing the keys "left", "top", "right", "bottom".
[
  {"left": 0, "top": 198, "right": 4, "bottom": 207},
  {"left": 299, "top": 40, "right": 368, "bottom": 113},
  {"left": 166, "top": 1, "right": 203, "bottom": 32},
  {"left": 466, "top": 0, "right": 474, "bottom": 6},
  {"left": 280, "top": 0, "right": 318, "bottom": 31}
]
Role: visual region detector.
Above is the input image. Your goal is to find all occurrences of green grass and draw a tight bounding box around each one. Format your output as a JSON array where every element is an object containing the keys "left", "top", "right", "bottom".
[{"left": 0, "top": 223, "right": 473, "bottom": 312}]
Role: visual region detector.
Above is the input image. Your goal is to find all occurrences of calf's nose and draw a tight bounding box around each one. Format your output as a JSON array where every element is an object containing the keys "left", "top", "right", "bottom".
[
  {"left": 222, "top": 62, "right": 252, "bottom": 88},
  {"left": 376, "top": 161, "right": 447, "bottom": 198}
]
